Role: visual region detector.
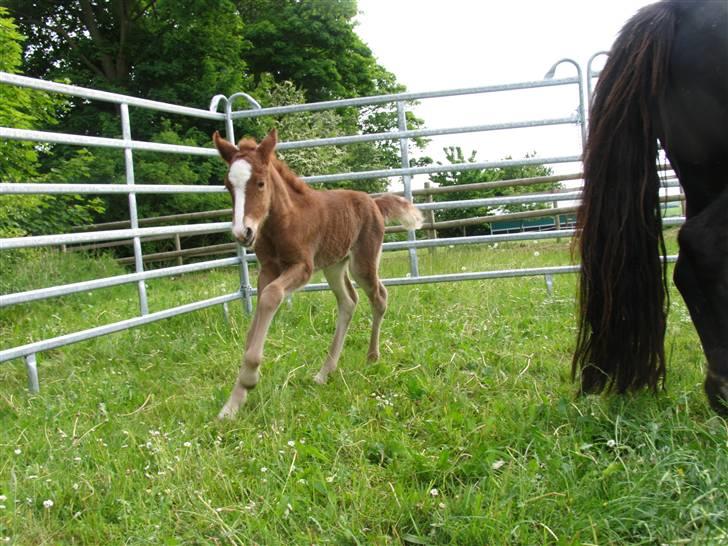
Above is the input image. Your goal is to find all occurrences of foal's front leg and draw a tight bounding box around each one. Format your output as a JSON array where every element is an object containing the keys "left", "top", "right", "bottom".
[{"left": 218, "top": 263, "right": 312, "bottom": 419}]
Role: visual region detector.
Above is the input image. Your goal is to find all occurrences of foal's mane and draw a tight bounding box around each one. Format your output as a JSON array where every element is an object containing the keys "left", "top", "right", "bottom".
[{"left": 271, "top": 157, "right": 308, "bottom": 195}]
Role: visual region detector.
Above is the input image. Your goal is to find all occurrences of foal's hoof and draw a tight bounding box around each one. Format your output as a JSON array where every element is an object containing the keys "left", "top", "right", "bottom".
[
  {"left": 313, "top": 372, "right": 328, "bottom": 385},
  {"left": 367, "top": 351, "right": 380, "bottom": 362},
  {"left": 217, "top": 395, "right": 246, "bottom": 420},
  {"left": 704, "top": 374, "right": 728, "bottom": 416},
  {"left": 217, "top": 404, "right": 239, "bottom": 420}
]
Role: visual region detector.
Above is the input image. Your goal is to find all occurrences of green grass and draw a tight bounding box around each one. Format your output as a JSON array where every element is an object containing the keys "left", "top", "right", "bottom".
[{"left": 1, "top": 232, "right": 726, "bottom": 545}]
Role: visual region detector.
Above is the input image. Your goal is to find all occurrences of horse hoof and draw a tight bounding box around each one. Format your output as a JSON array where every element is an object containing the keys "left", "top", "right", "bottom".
[
  {"left": 313, "top": 372, "right": 327, "bottom": 385},
  {"left": 704, "top": 374, "right": 728, "bottom": 416},
  {"left": 217, "top": 409, "right": 234, "bottom": 420},
  {"left": 217, "top": 399, "right": 242, "bottom": 420},
  {"left": 367, "top": 352, "right": 380, "bottom": 362},
  {"left": 217, "top": 406, "right": 237, "bottom": 420}
]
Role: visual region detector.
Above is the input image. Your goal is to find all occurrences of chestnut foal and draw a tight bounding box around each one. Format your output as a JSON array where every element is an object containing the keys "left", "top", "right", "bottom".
[{"left": 213, "top": 129, "right": 422, "bottom": 419}]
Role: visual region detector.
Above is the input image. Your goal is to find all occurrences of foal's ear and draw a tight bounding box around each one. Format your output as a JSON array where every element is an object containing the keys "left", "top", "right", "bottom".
[
  {"left": 257, "top": 128, "right": 277, "bottom": 164},
  {"left": 212, "top": 131, "right": 238, "bottom": 164}
]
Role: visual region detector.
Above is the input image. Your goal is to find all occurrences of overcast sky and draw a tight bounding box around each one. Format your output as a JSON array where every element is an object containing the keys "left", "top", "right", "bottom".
[{"left": 355, "top": 0, "right": 656, "bottom": 177}]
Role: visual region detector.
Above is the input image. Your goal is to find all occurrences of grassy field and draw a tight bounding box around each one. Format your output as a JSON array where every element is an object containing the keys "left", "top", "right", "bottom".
[{"left": 1, "top": 232, "right": 726, "bottom": 545}]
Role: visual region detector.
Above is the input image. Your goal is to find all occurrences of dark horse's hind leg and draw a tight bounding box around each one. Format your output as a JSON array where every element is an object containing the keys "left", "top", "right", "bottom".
[{"left": 674, "top": 184, "right": 728, "bottom": 415}]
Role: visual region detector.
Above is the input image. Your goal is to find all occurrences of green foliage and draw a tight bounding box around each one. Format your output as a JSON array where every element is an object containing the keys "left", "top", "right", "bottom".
[
  {"left": 0, "top": 7, "right": 53, "bottom": 183},
  {"left": 429, "top": 147, "right": 557, "bottom": 237},
  {"left": 4, "top": 0, "right": 422, "bottom": 230},
  {"left": 237, "top": 76, "right": 347, "bottom": 177},
  {"left": 237, "top": 0, "right": 394, "bottom": 102},
  {"left": 5, "top": 0, "right": 252, "bottom": 228},
  {"left": 0, "top": 8, "right": 105, "bottom": 237},
  {"left": 22, "top": 151, "right": 106, "bottom": 235}
]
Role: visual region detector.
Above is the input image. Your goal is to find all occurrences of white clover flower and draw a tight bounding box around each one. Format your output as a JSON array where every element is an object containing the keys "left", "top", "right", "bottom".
[
  {"left": 533, "top": 251, "right": 540, "bottom": 257},
  {"left": 183, "top": 441, "right": 192, "bottom": 448},
  {"left": 72, "top": 483, "right": 79, "bottom": 490},
  {"left": 13, "top": 449, "right": 21, "bottom": 455},
  {"left": 0, "top": 495, "right": 6, "bottom": 502},
  {"left": 429, "top": 488, "right": 439, "bottom": 497},
  {"left": 607, "top": 439, "right": 617, "bottom": 448},
  {"left": 326, "top": 476, "right": 335, "bottom": 483},
  {"left": 287, "top": 440, "right": 295, "bottom": 447},
  {"left": 43, "top": 499, "right": 54, "bottom": 509},
  {"left": 260, "top": 467, "right": 268, "bottom": 473},
  {"left": 0, "top": 505, "right": 5, "bottom": 510},
  {"left": 438, "top": 502, "right": 446, "bottom": 509}
]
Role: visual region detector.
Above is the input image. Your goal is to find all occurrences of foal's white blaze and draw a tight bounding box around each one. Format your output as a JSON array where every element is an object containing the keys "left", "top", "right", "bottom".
[{"left": 228, "top": 160, "right": 252, "bottom": 240}]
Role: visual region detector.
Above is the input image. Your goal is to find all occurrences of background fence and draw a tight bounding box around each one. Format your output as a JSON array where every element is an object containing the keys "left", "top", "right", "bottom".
[{"left": 0, "top": 57, "right": 683, "bottom": 391}]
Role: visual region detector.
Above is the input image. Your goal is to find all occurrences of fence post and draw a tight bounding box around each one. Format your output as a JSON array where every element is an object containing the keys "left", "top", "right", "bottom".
[
  {"left": 120, "top": 103, "right": 149, "bottom": 315},
  {"left": 25, "top": 353, "right": 39, "bottom": 393},
  {"left": 397, "top": 101, "right": 420, "bottom": 278},
  {"left": 544, "top": 274, "right": 554, "bottom": 296},
  {"left": 544, "top": 58, "right": 586, "bottom": 150},
  {"left": 586, "top": 51, "right": 609, "bottom": 108},
  {"left": 174, "top": 234, "right": 183, "bottom": 266},
  {"left": 423, "top": 181, "right": 437, "bottom": 258},
  {"left": 214, "top": 93, "right": 260, "bottom": 315},
  {"left": 552, "top": 193, "right": 561, "bottom": 243}
]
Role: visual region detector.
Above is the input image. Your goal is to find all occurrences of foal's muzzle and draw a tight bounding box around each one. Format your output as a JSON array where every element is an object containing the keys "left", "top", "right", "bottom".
[{"left": 235, "top": 226, "right": 256, "bottom": 248}]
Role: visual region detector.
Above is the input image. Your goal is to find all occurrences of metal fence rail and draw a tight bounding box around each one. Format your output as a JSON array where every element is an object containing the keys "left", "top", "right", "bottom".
[{"left": 0, "top": 59, "right": 683, "bottom": 391}]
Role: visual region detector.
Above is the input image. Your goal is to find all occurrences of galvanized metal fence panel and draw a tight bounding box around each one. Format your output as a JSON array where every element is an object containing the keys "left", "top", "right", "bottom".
[{"left": 0, "top": 61, "right": 683, "bottom": 391}]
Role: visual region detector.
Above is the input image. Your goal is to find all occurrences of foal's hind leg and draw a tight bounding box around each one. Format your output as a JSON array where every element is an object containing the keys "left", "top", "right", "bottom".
[
  {"left": 350, "top": 247, "right": 388, "bottom": 362},
  {"left": 314, "top": 260, "right": 359, "bottom": 384},
  {"left": 674, "top": 186, "right": 728, "bottom": 415},
  {"left": 218, "top": 262, "right": 312, "bottom": 419}
]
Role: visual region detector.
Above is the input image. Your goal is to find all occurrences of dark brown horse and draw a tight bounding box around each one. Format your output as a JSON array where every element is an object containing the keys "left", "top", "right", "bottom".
[
  {"left": 574, "top": 0, "right": 728, "bottom": 414},
  {"left": 213, "top": 129, "right": 422, "bottom": 418}
]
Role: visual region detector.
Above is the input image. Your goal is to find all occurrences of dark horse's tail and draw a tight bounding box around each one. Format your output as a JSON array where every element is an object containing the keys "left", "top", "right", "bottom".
[{"left": 574, "top": 2, "right": 677, "bottom": 395}]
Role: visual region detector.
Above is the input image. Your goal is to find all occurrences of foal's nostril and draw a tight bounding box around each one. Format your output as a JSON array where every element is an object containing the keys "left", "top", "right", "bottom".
[{"left": 243, "top": 227, "right": 253, "bottom": 241}]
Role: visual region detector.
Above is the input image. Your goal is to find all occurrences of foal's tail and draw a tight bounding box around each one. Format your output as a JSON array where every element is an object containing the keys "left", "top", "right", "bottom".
[
  {"left": 573, "top": 2, "right": 676, "bottom": 395},
  {"left": 374, "top": 194, "right": 423, "bottom": 230}
]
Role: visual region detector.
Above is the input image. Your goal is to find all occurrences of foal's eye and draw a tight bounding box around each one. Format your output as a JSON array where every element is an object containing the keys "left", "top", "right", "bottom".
[{"left": 257, "top": 180, "right": 265, "bottom": 188}]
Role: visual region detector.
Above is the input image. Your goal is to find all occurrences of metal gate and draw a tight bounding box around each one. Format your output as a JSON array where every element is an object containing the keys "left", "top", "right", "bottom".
[{"left": 0, "top": 55, "right": 682, "bottom": 391}]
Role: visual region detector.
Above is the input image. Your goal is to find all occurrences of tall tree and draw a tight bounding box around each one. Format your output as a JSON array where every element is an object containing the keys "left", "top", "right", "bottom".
[{"left": 236, "top": 0, "right": 396, "bottom": 102}]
